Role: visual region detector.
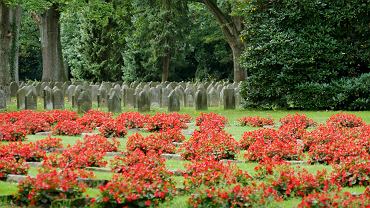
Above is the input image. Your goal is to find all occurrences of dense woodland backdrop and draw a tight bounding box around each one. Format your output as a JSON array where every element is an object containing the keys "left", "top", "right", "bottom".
[{"left": 0, "top": 0, "right": 369, "bottom": 109}]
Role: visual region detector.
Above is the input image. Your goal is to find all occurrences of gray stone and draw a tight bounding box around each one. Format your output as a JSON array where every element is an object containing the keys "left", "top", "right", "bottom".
[
  {"left": 161, "top": 87, "right": 171, "bottom": 107},
  {"left": 72, "top": 85, "right": 83, "bottom": 108},
  {"left": 122, "top": 87, "right": 135, "bottom": 107},
  {"left": 43, "top": 86, "right": 53, "bottom": 110},
  {"left": 77, "top": 91, "right": 92, "bottom": 113},
  {"left": 150, "top": 87, "right": 161, "bottom": 107},
  {"left": 195, "top": 89, "right": 208, "bottom": 111},
  {"left": 168, "top": 90, "right": 180, "bottom": 112},
  {"left": 137, "top": 90, "right": 150, "bottom": 112},
  {"left": 97, "top": 86, "right": 108, "bottom": 107},
  {"left": 52, "top": 88, "right": 65, "bottom": 109},
  {"left": 208, "top": 87, "right": 219, "bottom": 107},
  {"left": 0, "top": 90, "right": 6, "bottom": 109},
  {"left": 184, "top": 88, "right": 194, "bottom": 107},
  {"left": 25, "top": 90, "right": 37, "bottom": 110},
  {"left": 66, "top": 85, "right": 76, "bottom": 102},
  {"left": 108, "top": 91, "right": 121, "bottom": 113},
  {"left": 223, "top": 88, "right": 236, "bottom": 110},
  {"left": 16, "top": 87, "right": 27, "bottom": 110},
  {"left": 9, "top": 82, "right": 18, "bottom": 97}
]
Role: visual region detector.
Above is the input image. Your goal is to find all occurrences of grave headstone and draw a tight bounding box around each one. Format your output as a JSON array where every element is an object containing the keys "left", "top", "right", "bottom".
[
  {"left": 97, "top": 86, "right": 108, "bottom": 108},
  {"left": 52, "top": 88, "right": 65, "bottom": 109},
  {"left": 108, "top": 91, "right": 121, "bottom": 113},
  {"left": 223, "top": 88, "right": 236, "bottom": 110},
  {"left": 43, "top": 86, "right": 53, "bottom": 110},
  {"left": 77, "top": 91, "right": 92, "bottom": 113},
  {"left": 10, "top": 82, "right": 18, "bottom": 97},
  {"left": 137, "top": 90, "right": 150, "bottom": 112},
  {"left": 195, "top": 89, "right": 208, "bottom": 111},
  {"left": 67, "top": 85, "right": 76, "bottom": 102},
  {"left": 208, "top": 87, "right": 219, "bottom": 107},
  {"left": 168, "top": 90, "right": 180, "bottom": 112},
  {"left": 122, "top": 87, "right": 135, "bottom": 107},
  {"left": 25, "top": 90, "right": 37, "bottom": 110},
  {"left": 0, "top": 90, "right": 6, "bottom": 109},
  {"left": 16, "top": 87, "right": 27, "bottom": 110}
]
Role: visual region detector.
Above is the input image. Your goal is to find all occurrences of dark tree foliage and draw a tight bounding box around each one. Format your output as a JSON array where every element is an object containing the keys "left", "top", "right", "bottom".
[{"left": 240, "top": 0, "right": 370, "bottom": 110}]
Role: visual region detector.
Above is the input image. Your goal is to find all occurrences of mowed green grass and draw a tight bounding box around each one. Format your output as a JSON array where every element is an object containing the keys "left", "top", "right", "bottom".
[{"left": 1, "top": 99, "right": 370, "bottom": 207}]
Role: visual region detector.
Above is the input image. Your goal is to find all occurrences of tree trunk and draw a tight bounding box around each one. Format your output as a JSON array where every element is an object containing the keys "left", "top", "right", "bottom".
[
  {"left": 230, "top": 42, "right": 245, "bottom": 82},
  {"left": 40, "top": 4, "right": 67, "bottom": 82},
  {"left": 161, "top": 54, "right": 170, "bottom": 82},
  {"left": 9, "top": 6, "right": 21, "bottom": 82},
  {"left": 202, "top": 0, "right": 246, "bottom": 82},
  {"left": 0, "top": 2, "right": 11, "bottom": 86}
]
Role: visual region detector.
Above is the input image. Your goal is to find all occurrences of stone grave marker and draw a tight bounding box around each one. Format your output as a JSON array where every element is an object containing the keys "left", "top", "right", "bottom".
[
  {"left": 77, "top": 91, "right": 92, "bottom": 113},
  {"left": 168, "top": 90, "right": 180, "bottom": 112}
]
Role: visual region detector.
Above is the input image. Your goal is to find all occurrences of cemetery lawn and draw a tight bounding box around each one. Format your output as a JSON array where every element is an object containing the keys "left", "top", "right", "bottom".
[{"left": 1, "top": 104, "right": 369, "bottom": 207}]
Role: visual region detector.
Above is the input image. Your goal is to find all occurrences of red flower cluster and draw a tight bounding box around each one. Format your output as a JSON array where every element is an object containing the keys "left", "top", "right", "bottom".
[
  {"left": 35, "top": 137, "right": 63, "bottom": 151},
  {"left": 53, "top": 120, "right": 86, "bottom": 136},
  {"left": 238, "top": 116, "right": 274, "bottom": 127},
  {"left": 0, "top": 155, "right": 29, "bottom": 179},
  {"left": 298, "top": 188, "right": 370, "bottom": 208},
  {"left": 98, "top": 150, "right": 176, "bottom": 207},
  {"left": 304, "top": 125, "right": 369, "bottom": 164},
  {"left": 145, "top": 112, "right": 190, "bottom": 132},
  {"left": 116, "top": 112, "right": 148, "bottom": 129},
  {"left": 331, "top": 156, "right": 370, "bottom": 187},
  {"left": 44, "top": 135, "right": 118, "bottom": 169},
  {"left": 16, "top": 168, "right": 90, "bottom": 206},
  {"left": 188, "top": 183, "right": 281, "bottom": 208},
  {"left": 99, "top": 119, "right": 127, "bottom": 138},
  {"left": 242, "top": 128, "right": 302, "bottom": 161},
  {"left": 77, "top": 110, "right": 112, "bottom": 129},
  {"left": 0, "top": 123, "right": 27, "bottom": 141},
  {"left": 327, "top": 112, "right": 365, "bottom": 128},
  {"left": 181, "top": 130, "right": 239, "bottom": 160},
  {"left": 110, "top": 150, "right": 164, "bottom": 173},
  {"left": 0, "top": 142, "right": 46, "bottom": 162},
  {"left": 46, "top": 110, "right": 78, "bottom": 124},
  {"left": 195, "top": 112, "right": 228, "bottom": 131},
  {"left": 126, "top": 133, "right": 176, "bottom": 154},
  {"left": 269, "top": 167, "right": 334, "bottom": 198},
  {"left": 183, "top": 159, "right": 251, "bottom": 191},
  {"left": 280, "top": 113, "right": 316, "bottom": 129}
]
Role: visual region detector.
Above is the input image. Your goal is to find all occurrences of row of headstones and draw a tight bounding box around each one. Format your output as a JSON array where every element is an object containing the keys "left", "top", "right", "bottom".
[{"left": 1, "top": 81, "right": 242, "bottom": 113}]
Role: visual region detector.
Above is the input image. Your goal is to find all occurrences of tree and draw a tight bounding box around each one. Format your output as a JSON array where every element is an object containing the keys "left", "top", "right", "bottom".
[
  {"left": 0, "top": 1, "right": 12, "bottom": 86},
  {"left": 197, "top": 0, "right": 245, "bottom": 82}
]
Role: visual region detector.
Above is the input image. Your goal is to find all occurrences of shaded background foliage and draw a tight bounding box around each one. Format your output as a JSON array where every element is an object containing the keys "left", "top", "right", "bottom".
[{"left": 240, "top": 0, "right": 370, "bottom": 110}]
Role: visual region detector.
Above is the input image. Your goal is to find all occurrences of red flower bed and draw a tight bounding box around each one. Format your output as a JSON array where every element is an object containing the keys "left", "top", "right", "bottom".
[
  {"left": 244, "top": 131, "right": 302, "bottom": 161},
  {"left": 183, "top": 159, "right": 251, "bottom": 191},
  {"left": 280, "top": 113, "right": 316, "bottom": 129},
  {"left": 44, "top": 136, "right": 117, "bottom": 169},
  {"left": 110, "top": 150, "right": 164, "bottom": 173},
  {"left": 98, "top": 157, "right": 175, "bottom": 207},
  {"left": 0, "top": 123, "right": 27, "bottom": 141},
  {"left": 53, "top": 120, "right": 86, "bottom": 136},
  {"left": 240, "top": 128, "right": 278, "bottom": 150},
  {"left": 16, "top": 168, "right": 90, "bottom": 206},
  {"left": 298, "top": 188, "right": 370, "bottom": 208},
  {"left": 181, "top": 130, "right": 239, "bottom": 160},
  {"left": 77, "top": 110, "right": 112, "bottom": 129},
  {"left": 0, "top": 156, "right": 29, "bottom": 179},
  {"left": 327, "top": 112, "right": 365, "bottom": 128},
  {"left": 268, "top": 167, "right": 335, "bottom": 198},
  {"left": 188, "top": 183, "right": 281, "bottom": 208},
  {"left": 160, "top": 128, "right": 186, "bottom": 142},
  {"left": 35, "top": 137, "right": 63, "bottom": 151},
  {"left": 46, "top": 110, "right": 78, "bottom": 124},
  {"left": 99, "top": 119, "right": 127, "bottom": 138},
  {"left": 0, "top": 142, "right": 46, "bottom": 162},
  {"left": 196, "top": 112, "right": 228, "bottom": 131},
  {"left": 305, "top": 125, "right": 369, "bottom": 164},
  {"left": 238, "top": 116, "right": 274, "bottom": 127},
  {"left": 126, "top": 133, "right": 176, "bottom": 154},
  {"left": 14, "top": 115, "right": 51, "bottom": 134},
  {"left": 145, "top": 112, "right": 190, "bottom": 132},
  {"left": 331, "top": 156, "right": 370, "bottom": 187},
  {"left": 116, "top": 112, "right": 148, "bottom": 129}
]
